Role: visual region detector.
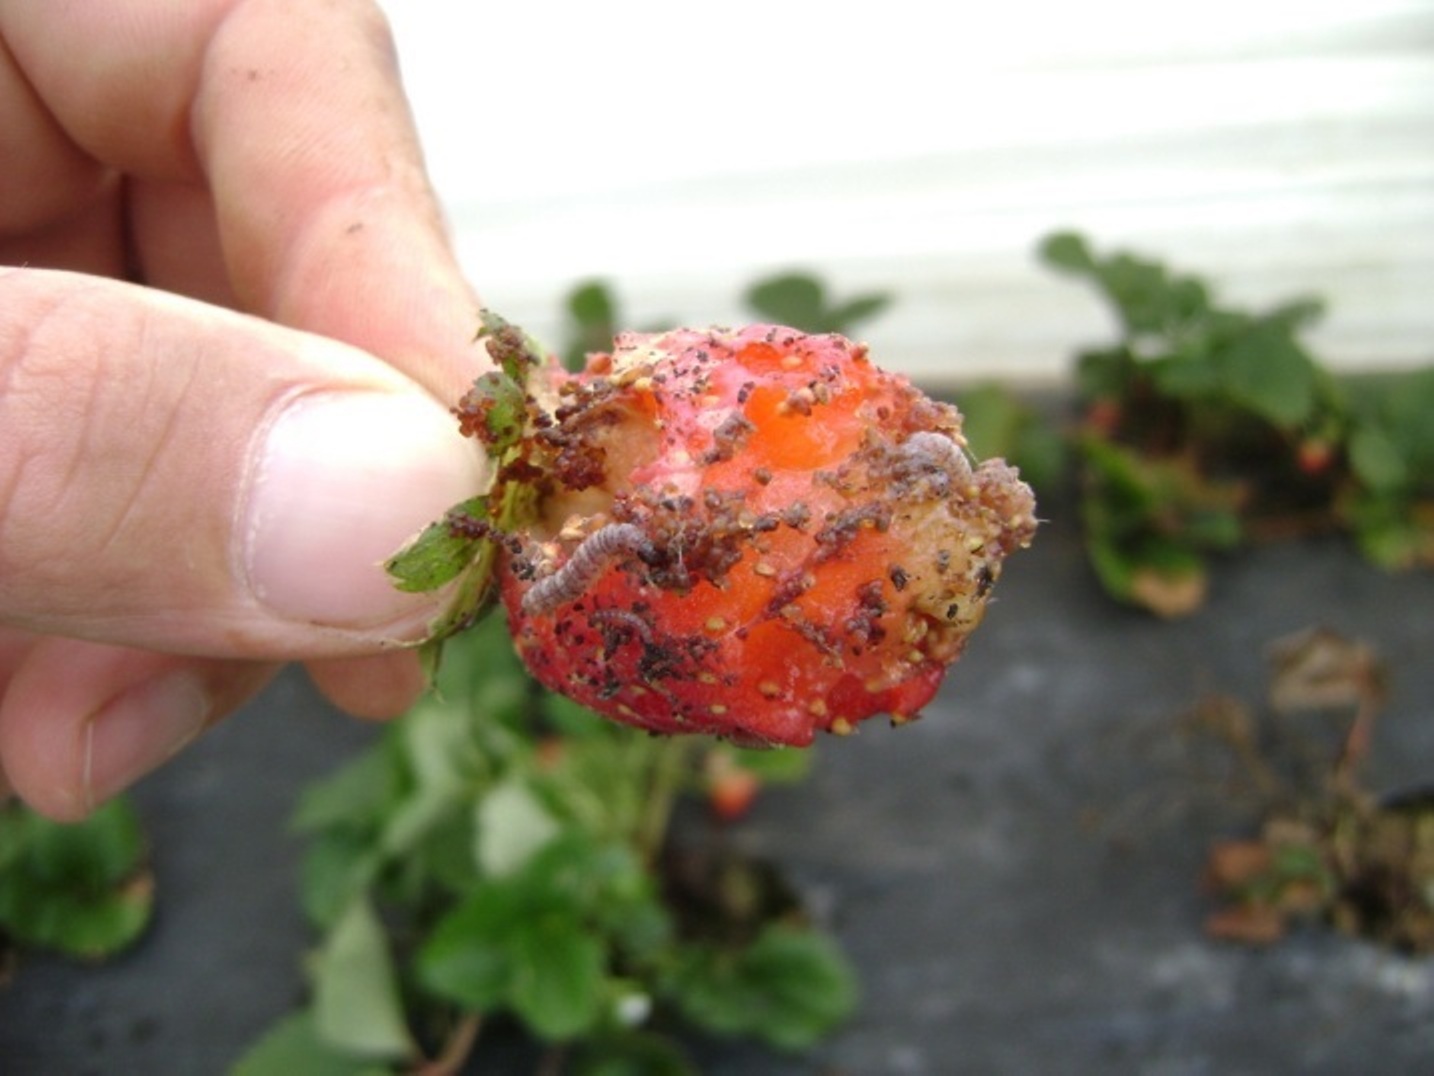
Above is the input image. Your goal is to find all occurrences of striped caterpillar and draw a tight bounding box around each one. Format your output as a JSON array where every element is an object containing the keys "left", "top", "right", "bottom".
[{"left": 520, "top": 523, "right": 656, "bottom": 615}]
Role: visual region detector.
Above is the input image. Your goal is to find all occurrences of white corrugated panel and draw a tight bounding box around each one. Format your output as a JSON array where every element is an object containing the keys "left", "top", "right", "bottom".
[{"left": 380, "top": 1, "right": 1434, "bottom": 385}]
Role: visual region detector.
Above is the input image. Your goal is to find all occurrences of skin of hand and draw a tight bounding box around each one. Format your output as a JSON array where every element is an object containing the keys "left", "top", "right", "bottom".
[{"left": 0, "top": 0, "right": 491, "bottom": 819}]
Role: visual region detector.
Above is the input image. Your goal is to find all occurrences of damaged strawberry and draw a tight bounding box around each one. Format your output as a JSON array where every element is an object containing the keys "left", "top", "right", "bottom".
[{"left": 389, "top": 317, "right": 1037, "bottom": 747}]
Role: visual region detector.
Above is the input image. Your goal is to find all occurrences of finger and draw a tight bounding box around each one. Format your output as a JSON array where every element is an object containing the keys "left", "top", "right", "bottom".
[
  {"left": 2, "top": 0, "right": 484, "bottom": 399},
  {"left": 0, "top": 25, "right": 110, "bottom": 238},
  {"left": 0, "top": 636, "right": 277, "bottom": 821},
  {"left": 194, "top": 0, "right": 482, "bottom": 397},
  {"left": 126, "top": 178, "right": 239, "bottom": 308},
  {"left": 1, "top": 268, "right": 485, "bottom": 656},
  {"left": 0, "top": 173, "right": 129, "bottom": 278},
  {"left": 304, "top": 650, "right": 427, "bottom": 721}
]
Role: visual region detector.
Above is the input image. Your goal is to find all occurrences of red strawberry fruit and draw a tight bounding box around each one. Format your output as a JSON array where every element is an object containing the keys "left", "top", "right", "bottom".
[{"left": 483, "top": 324, "right": 1037, "bottom": 747}]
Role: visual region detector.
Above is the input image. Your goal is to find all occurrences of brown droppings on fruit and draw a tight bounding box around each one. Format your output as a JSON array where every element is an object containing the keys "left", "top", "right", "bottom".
[
  {"left": 765, "top": 570, "right": 816, "bottom": 616},
  {"left": 781, "top": 503, "right": 812, "bottom": 530},
  {"left": 704, "top": 411, "right": 757, "bottom": 464},
  {"left": 814, "top": 502, "right": 894, "bottom": 559}
]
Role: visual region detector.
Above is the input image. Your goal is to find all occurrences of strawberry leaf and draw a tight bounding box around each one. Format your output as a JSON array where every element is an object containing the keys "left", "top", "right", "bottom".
[
  {"left": 0, "top": 798, "right": 153, "bottom": 959},
  {"left": 313, "top": 897, "right": 415, "bottom": 1060},
  {"left": 232, "top": 1011, "right": 391, "bottom": 1076}
]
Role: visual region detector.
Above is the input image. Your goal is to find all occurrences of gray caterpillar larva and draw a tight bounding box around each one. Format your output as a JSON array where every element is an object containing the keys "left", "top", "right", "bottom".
[
  {"left": 520, "top": 523, "right": 655, "bottom": 615},
  {"left": 903, "top": 430, "right": 971, "bottom": 474},
  {"left": 898, "top": 431, "right": 972, "bottom": 490}
]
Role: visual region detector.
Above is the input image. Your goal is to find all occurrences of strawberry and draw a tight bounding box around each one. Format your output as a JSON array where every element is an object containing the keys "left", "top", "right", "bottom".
[
  {"left": 490, "top": 324, "right": 1037, "bottom": 747},
  {"left": 705, "top": 752, "right": 763, "bottom": 823}
]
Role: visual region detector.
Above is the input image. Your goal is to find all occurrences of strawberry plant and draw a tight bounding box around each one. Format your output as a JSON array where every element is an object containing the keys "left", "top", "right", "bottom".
[
  {"left": 0, "top": 797, "right": 153, "bottom": 961},
  {"left": 235, "top": 612, "right": 851, "bottom": 1073},
  {"left": 1195, "top": 629, "right": 1434, "bottom": 954},
  {"left": 1038, "top": 231, "right": 1434, "bottom": 614},
  {"left": 742, "top": 271, "right": 891, "bottom": 337},
  {"left": 1336, "top": 367, "right": 1434, "bottom": 569}
]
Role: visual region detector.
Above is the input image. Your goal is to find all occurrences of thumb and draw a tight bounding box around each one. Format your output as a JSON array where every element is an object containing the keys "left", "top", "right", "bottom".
[{"left": 1, "top": 268, "right": 485, "bottom": 657}]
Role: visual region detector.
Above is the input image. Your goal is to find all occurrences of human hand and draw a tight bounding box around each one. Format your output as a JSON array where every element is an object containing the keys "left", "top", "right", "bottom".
[{"left": 0, "top": 0, "right": 487, "bottom": 819}]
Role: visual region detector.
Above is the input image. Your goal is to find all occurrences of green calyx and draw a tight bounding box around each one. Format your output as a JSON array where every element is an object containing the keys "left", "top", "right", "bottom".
[{"left": 384, "top": 311, "right": 549, "bottom": 673}]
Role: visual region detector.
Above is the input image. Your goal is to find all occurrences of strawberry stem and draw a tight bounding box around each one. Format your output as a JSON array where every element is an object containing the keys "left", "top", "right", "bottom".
[{"left": 637, "top": 738, "right": 698, "bottom": 866}]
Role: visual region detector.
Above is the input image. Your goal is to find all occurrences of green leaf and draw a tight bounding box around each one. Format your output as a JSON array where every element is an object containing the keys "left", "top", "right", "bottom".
[
  {"left": 465, "top": 371, "right": 529, "bottom": 452},
  {"left": 1147, "top": 351, "right": 1222, "bottom": 398},
  {"left": 231, "top": 1011, "right": 392, "bottom": 1076},
  {"left": 744, "top": 273, "right": 826, "bottom": 330},
  {"left": 417, "top": 884, "right": 524, "bottom": 1011},
  {"left": 827, "top": 293, "right": 892, "bottom": 333},
  {"left": 16, "top": 797, "right": 144, "bottom": 884},
  {"left": 725, "top": 745, "right": 811, "bottom": 786},
  {"left": 1214, "top": 319, "right": 1317, "bottom": 427},
  {"left": 298, "top": 833, "right": 380, "bottom": 929},
  {"left": 476, "top": 777, "right": 561, "bottom": 878},
  {"left": 568, "top": 280, "right": 618, "bottom": 329},
  {"left": 384, "top": 496, "right": 491, "bottom": 593},
  {"left": 1348, "top": 426, "right": 1409, "bottom": 492},
  {"left": 540, "top": 692, "right": 609, "bottom": 738},
  {"left": 564, "top": 281, "right": 622, "bottom": 371},
  {"left": 291, "top": 746, "right": 400, "bottom": 835},
  {"left": 735, "top": 927, "right": 858, "bottom": 1050},
  {"left": 373, "top": 702, "right": 476, "bottom": 859},
  {"left": 0, "top": 799, "right": 153, "bottom": 959},
  {"left": 668, "top": 926, "right": 857, "bottom": 1052},
  {"left": 313, "top": 898, "right": 414, "bottom": 1060},
  {"left": 743, "top": 272, "right": 890, "bottom": 335},
  {"left": 1038, "top": 231, "right": 1095, "bottom": 271},
  {"left": 954, "top": 383, "right": 1068, "bottom": 492},
  {"left": 509, "top": 914, "right": 606, "bottom": 1039}
]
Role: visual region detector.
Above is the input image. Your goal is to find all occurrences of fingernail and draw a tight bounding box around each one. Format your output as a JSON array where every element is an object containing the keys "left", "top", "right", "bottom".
[
  {"left": 242, "top": 391, "right": 483, "bottom": 631},
  {"left": 84, "top": 671, "right": 212, "bottom": 811}
]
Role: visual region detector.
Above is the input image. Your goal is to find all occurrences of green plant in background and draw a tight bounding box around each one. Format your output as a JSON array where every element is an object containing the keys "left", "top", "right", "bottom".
[
  {"left": 560, "top": 281, "right": 629, "bottom": 373},
  {"left": 1036, "top": 230, "right": 1434, "bottom": 614},
  {"left": 1337, "top": 367, "right": 1434, "bottom": 569},
  {"left": 742, "top": 271, "right": 891, "bottom": 337},
  {"left": 951, "top": 383, "right": 1068, "bottom": 497},
  {"left": 0, "top": 797, "right": 153, "bottom": 961},
  {"left": 559, "top": 268, "right": 892, "bottom": 374},
  {"left": 235, "top": 612, "right": 853, "bottom": 1075}
]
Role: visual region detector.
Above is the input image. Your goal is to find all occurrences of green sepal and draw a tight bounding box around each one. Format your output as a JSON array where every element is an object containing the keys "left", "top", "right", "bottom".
[
  {"left": 465, "top": 370, "right": 529, "bottom": 453},
  {"left": 384, "top": 496, "right": 492, "bottom": 594},
  {"left": 476, "top": 309, "right": 546, "bottom": 384}
]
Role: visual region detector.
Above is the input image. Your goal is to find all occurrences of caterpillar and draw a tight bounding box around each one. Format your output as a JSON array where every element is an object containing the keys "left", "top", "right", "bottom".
[
  {"left": 902, "top": 430, "right": 971, "bottom": 475},
  {"left": 520, "top": 523, "right": 656, "bottom": 616}
]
